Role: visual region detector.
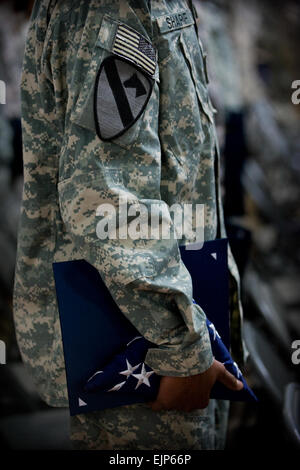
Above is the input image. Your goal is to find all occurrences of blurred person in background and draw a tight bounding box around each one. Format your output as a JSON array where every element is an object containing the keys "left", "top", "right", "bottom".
[
  {"left": 194, "top": 0, "right": 251, "bottom": 278},
  {"left": 0, "top": 0, "right": 34, "bottom": 186}
]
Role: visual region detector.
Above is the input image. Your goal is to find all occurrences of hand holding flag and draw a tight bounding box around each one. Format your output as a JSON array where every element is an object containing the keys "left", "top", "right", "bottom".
[{"left": 85, "top": 317, "right": 257, "bottom": 404}]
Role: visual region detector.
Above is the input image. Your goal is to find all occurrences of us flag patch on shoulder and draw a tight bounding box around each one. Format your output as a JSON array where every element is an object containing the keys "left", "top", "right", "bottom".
[{"left": 112, "top": 23, "right": 156, "bottom": 77}]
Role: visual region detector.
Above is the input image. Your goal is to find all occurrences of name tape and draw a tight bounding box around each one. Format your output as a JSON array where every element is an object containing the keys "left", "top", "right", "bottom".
[{"left": 156, "top": 10, "right": 194, "bottom": 34}]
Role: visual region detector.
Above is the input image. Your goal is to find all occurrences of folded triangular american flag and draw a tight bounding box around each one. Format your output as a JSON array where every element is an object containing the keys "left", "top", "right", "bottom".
[
  {"left": 84, "top": 315, "right": 257, "bottom": 402},
  {"left": 54, "top": 238, "right": 257, "bottom": 416}
]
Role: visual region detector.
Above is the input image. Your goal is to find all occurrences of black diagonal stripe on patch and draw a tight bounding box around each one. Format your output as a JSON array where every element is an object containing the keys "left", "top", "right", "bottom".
[{"left": 104, "top": 59, "right": 134, "bottom": 128}]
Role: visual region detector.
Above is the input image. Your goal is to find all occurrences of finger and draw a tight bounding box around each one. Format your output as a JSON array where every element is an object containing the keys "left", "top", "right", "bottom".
[{"left": 218, "top": 367, "right": 244, "bottom": 391}]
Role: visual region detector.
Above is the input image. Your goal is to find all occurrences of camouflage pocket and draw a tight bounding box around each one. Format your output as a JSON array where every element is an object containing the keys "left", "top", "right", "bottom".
[
  {"left": 179, "top": 32, "right": 216, "bottom": 125},
  {"left": 158, "top": 32, "right": 206, "bottom": 155}
]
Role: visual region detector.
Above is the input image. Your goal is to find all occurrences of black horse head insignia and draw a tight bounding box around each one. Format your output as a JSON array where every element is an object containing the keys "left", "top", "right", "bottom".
[{"left": 94, "top": 56, "right": 154, "bottom": 141}]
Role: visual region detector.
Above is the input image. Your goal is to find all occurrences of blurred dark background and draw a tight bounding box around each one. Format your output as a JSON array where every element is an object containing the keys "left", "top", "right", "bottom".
[{"left": 0, "top": 0, "right": 299, "bottom": 450}]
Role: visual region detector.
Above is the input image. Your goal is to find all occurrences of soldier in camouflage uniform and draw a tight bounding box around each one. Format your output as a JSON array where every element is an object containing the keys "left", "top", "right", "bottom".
[{"left": 13, "top": 0, "right": 244, "bottom": 450}]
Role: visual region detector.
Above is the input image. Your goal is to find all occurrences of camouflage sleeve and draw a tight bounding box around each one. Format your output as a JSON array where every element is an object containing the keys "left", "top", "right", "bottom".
[{"left": 26, "top": 0, "right": 214, "bottom": 377}]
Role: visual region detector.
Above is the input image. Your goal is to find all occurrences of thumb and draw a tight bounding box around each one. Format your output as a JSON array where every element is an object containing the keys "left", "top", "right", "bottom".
[{"left": 218, "top": 365, "right": 244, "bottom": 391}]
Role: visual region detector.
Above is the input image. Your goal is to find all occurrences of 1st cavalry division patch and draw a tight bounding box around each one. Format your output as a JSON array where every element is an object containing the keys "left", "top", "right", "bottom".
[{"left": 94, "top": 24, "right": 156, "bottom": 141}]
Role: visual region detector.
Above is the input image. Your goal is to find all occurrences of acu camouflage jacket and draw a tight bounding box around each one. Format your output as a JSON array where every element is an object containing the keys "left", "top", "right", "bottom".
[{"left": 13, "top": 0, "right": 244, "bottom": 406}]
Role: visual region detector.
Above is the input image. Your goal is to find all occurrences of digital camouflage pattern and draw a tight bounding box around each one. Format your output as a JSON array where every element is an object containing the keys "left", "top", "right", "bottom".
[
  {"left": 70, "top": 399, "right": 230, "bottom": 450},
  {"left": 13, "top": 0, "right": 243, "bottom": 449}
]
